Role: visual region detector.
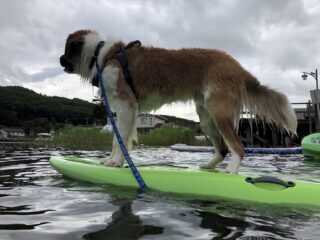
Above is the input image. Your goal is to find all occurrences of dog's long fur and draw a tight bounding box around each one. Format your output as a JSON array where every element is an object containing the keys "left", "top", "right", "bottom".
[{"left": 60, "top": 30, "right": 297, "bottom": 173}]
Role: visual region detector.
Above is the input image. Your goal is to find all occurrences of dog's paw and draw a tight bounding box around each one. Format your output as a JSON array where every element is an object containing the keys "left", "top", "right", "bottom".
[
  {"left": 200, "top": 162, "right": 214, "bottom": 169},
  {"left": 220, "top": 167, "right": 238, "bottom": 174},
  {"left": 103, "top": 158, "right": 123, "bottom": 167}
]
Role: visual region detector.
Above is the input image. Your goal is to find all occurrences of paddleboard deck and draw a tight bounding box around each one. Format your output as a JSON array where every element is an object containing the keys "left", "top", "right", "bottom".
[{"left": 50, "top": 156, "right": 320, "bottom": 209}]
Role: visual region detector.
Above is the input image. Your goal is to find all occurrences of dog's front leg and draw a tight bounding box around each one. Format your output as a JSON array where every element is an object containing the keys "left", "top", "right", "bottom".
[{"left": 104, "top": 102, "right": 137, "bottom": 167}]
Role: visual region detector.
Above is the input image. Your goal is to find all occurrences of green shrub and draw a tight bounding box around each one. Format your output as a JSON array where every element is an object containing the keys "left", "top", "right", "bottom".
[
  {"left": 52, "top": 127, "right": 113, "bottom": 150},
  {"left": 52, "top": 126, "right": 198, "bottom": 150},
  {"left": 139, "top": 126, "right": 196, "bottom": 146}
]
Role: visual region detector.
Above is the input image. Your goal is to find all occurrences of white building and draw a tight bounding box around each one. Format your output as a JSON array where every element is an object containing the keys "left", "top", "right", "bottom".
[
  {"left": 136, "top": 113, "right": 167, "bottom": 129},
  {"left": 35, "top": 131, "right": 54, "bottom": 141},
  {"left": 105, "top": 114, "right": 166, "bottom": 132},
  {"left": 2, "top": 128, "right": 25, "bottom": 138}
]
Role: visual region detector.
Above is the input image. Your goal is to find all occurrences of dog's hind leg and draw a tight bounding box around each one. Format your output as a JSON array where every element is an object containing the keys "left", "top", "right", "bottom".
[
  {"left": 204, "top": 92, "right": 244, "bottom": 174},
  {"left": 195, "top": 99, "right": 228, "bottom": 170}
]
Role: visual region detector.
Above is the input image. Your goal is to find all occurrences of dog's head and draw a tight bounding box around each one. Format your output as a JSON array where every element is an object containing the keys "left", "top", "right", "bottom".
[{"left": 60, "top": 29, "right": 93, "bottom": 75}]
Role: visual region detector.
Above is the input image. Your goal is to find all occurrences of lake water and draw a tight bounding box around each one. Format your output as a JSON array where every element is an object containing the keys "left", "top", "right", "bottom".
[{"left": 0, "top": 143, "right": 320, "bottom": 240}]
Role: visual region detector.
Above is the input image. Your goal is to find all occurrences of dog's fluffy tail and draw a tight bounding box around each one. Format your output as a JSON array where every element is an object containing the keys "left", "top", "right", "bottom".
[{"left": 244, "top": 76, "right": 297, "bottom": 135}]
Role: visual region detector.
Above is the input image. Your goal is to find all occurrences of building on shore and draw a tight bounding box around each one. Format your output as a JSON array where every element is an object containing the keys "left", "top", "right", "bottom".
[
  {"left": 237, "top": 103, "right": 316, "bottom": 147},
  {"left": 101, "top": 113, "right": 167, "bottom": 133},
  {"left": 1, "top": 128, "right": 25, "bottom": 138}
]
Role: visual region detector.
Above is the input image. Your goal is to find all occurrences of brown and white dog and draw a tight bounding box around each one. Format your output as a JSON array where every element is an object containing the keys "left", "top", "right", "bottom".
[{"left": 60, "top": 29, "right": 297, "bottom": 174}]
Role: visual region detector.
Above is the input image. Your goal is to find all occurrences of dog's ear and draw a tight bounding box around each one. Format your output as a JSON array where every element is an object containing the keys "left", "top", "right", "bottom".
[{"left": 67, "top": 29, "right": 91, "bottom": 47}]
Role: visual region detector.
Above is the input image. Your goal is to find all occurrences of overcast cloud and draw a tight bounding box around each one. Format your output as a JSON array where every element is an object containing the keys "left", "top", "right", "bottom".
[{"left": 1, "top": 0, "right": 319, "bottom": 121}]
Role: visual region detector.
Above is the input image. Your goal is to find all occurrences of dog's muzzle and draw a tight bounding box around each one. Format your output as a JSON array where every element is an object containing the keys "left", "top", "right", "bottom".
[{"left": 60, "top": 55, "right": 74, "bottom": 73}]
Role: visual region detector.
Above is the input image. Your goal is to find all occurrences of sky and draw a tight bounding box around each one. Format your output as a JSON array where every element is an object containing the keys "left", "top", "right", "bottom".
[{"left": 1, "top": 0, "right": 320, "bottom": 121}]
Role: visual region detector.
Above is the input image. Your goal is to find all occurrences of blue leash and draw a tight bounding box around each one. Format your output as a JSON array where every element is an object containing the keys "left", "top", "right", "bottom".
[{"left": 95, "top": 62, "right": 147, "bottom": 191}]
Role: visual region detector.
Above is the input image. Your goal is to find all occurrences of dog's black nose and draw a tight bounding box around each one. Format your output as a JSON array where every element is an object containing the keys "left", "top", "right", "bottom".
[
  {"left": 60, "top": 55, "right": 66, "bottom": 67},
  {"left": 60, "top": 55, "right": 74, "bottom": 73}
]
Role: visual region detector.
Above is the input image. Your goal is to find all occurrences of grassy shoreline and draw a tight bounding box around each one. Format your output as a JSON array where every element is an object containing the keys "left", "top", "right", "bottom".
[
  {"left": 52, "top": 127, "right": 113, "bottom": 150},
  {"left": 50, "top": 126, "right": 208, "bottom": 150}
]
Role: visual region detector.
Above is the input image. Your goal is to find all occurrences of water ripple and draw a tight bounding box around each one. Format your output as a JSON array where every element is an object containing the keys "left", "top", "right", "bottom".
[{"left": 0, "top": 143, "right": 319, "bottom": 240}]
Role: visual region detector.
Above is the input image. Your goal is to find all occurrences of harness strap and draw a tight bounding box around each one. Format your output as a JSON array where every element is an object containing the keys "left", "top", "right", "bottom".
[
  {"left": 113, "top": 41, "right": 141, "bottom": 99},
  {"left": 91, "top": 40, "right": 141, "bottom": 100},
  {"left": 89, "top": 41, "right": 105, "bottom": 69},
  {"left": 123, "top": 40, "right": 141, "bottom": 50}
]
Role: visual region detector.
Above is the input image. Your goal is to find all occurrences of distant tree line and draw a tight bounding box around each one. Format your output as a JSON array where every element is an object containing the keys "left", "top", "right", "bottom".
[
  {"left": 0, "top": 86, "right": 104, "bottom": 135},
  {"left": 0, "top": 86, "right": 199, "bottom": 135}
]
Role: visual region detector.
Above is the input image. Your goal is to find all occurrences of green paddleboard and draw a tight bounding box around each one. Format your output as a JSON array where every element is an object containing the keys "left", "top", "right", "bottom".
[
  {"left": 50, "top": 156, "right": 320, "bottom": 209},
  {"left": 302, "top": 133, "right": 320, "bottom": 159}
]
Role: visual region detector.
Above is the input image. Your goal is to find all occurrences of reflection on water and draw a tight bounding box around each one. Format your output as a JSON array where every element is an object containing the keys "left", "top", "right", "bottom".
[
  {"left": 0, "top": 143, "right": 320, "bottom": 240},
  {"left": 83, "top": 197, "right": 164, "bottom": 240}
]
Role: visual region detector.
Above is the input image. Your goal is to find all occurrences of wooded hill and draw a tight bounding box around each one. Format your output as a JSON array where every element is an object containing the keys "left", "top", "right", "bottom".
[
  {"left": 0, "top": 86, "right": 199, "bottom": 135},
  {"left": 0, "top": 86, "right": 98, "bottom": 134}
]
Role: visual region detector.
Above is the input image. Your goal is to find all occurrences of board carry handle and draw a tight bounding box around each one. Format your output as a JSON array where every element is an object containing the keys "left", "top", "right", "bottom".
[{"left": 245, "top": 176, "right": 295, "bottom": 188}]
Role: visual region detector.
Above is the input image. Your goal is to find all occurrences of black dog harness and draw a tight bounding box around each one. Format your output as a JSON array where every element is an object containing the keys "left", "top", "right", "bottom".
[{"left": 90, "top": 40, "right": 141, "bottom": 100}]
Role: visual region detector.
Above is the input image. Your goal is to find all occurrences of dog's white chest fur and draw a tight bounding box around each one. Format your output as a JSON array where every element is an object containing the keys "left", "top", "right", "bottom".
[{"left": 100, "top": 65, "right": 120, "bottom": 111}]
